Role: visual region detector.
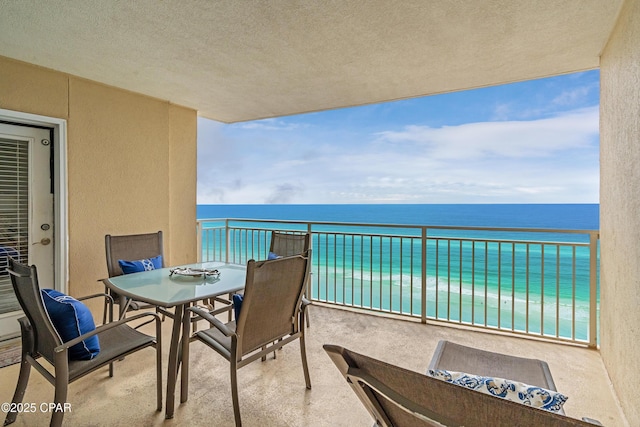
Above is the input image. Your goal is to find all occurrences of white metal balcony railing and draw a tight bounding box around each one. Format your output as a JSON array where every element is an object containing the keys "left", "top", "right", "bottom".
[{"left": 196, "top": 218, "right": 600, "bottom": 348}]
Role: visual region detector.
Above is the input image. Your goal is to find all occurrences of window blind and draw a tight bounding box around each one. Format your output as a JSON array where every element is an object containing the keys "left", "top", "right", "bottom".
[{"left": 0, "top": 137, "right": 28, "bottom": 315}]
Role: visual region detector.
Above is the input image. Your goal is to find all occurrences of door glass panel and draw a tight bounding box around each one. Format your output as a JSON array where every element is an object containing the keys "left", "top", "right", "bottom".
[{"left": 0, "top": 137, "right": 29, "bottom": 314}]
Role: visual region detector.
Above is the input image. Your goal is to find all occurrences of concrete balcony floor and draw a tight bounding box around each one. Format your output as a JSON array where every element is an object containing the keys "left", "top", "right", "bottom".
[{"left": 0, "top": 305, "right": 628, "bottom": 426}]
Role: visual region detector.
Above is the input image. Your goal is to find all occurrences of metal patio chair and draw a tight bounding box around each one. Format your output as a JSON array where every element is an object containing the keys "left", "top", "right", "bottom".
[
  {"left": 104, "top": 231, "right": 231, "bottom": 329},
  {"left": 4, "top": 257, "right": 162, "bottom": 427},
  {"left": 270, "top": 231, "right": 312, "bottom": 327},
  {"left": 104, "top": 231, "right": 166, "bottom": 321},
  {"left": 188, "top": 251, "right": 312, "bottom": 427}
]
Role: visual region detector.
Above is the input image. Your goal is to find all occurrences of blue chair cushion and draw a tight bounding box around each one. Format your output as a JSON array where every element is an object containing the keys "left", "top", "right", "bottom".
[
  {"left": 232, "top": 293, "right": 243, "bottom": 320},
  {"left": 41, "top": 289, "right": 100, "bottom": 360},
  {"left": 118, "top": 255, "right": 163, "bottom": 274}
]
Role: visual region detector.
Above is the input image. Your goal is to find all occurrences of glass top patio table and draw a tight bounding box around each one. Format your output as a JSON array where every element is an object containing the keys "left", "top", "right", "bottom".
[
  {"left": 102, "top": 261, "right": 247, "bottom": 419},
  {"left": 102, "top": 262, "right": 246, "bottom": 308}
]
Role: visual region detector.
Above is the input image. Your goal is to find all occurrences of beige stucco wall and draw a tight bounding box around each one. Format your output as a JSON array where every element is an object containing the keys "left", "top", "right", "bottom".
[
  {"left": 168, "top": 105, "right": 198, "bottom": 262},
  {"left": 0, "top": 56, "right": 197, "bottom": 311},
  {"left": 600, "top": 0, "right": 640, "bottom": 424}
]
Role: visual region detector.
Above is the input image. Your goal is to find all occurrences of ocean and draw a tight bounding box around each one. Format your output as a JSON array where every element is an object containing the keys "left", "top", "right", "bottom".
[
  {"left": 197, "top": 204, "right": 599, "bottom": 342},
  {"left": 197, "top": 204, "right": 599, "bottom": 230}
]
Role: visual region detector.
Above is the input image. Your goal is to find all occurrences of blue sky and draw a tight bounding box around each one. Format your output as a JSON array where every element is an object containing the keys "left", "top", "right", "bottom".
[{"left": 197, "top": 70, "right": 599, "bottom": 204}]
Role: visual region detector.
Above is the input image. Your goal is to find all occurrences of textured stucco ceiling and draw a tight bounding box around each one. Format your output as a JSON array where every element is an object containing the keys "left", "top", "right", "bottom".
[{"left": 0, "top": 0, "right": 624, "bottom": 123}]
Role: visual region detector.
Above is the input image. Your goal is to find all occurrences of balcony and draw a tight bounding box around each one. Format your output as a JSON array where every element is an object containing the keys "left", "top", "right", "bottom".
[
  {"left": 1, "top": 0, "right": 639, "bottom": 423},
  {"left": 0, "top": 304, "right": 625, "bottom": 425},
  {"left": 0, "top": 220, "right": 626, "bottom": 425}
]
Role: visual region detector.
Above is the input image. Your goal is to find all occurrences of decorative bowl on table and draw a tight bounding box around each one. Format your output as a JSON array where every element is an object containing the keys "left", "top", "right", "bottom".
[{"left": 169, "top": 267, "right": 220, "bottom": 279}]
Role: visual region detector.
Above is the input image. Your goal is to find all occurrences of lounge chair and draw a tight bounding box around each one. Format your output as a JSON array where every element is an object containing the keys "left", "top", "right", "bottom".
[
  {"left": 324, "top": 344, "right": 601, "bottom": 426},
  {"left": 429, "top": 340, "right": 563, "bottom": 413}
]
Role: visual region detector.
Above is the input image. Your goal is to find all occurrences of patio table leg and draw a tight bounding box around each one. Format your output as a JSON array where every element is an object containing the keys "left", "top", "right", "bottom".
[
  {"left": 180, "top": 304, "right": 190, "bottom": 403},
  {"left": 165, "top": 303, "right": 185, "bottom": 419}
]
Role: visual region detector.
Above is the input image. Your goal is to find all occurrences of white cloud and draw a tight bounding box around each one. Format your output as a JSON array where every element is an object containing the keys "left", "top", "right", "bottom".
[
  {"left": 197, "top": 106, "right": 599, "bottom": 204},
  {"left": 376, "top": 107, "right": 598, "bottom": 159},
  {"left": 491, "top": 103, "right": 513, "bottom": 121},
  {"left": 552, "top": 84, "right": 598, "bottom": 107},
  {"left": 236, "top": 118, "right": 307, "bottom": 131}
]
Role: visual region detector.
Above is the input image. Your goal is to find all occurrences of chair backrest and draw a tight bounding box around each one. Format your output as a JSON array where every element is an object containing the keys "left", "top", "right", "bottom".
[
  {"left": 105, "top": 231, "right": 164, "bottom": 278},
  {"left": 8, "top": 257, "right": 61, "bottom": 363},
  {"left": 428, "top": 339, "right": 558, "bottom": 392},
  {"left": 235, "top": 251, "right": 310, "bottom": 358},
  {"left": 269, "top": 231, "right": 310, "bottom": 257},
  {"left": 324, "top": 344, "right": 595, "bottom": 427}
]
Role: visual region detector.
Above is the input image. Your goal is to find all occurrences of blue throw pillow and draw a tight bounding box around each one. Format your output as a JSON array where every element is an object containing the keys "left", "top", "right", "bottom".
[
  {"left": 118, "top": 255, "right": 163, "bottom": 274},
  {"left": 232, "top": 293, "right": 243, "bottom": 320},
  {"left": 41, "top": 289, "right": 100, "bottom": 360},
  {"left": 267, "top": 252, "right": 280, "bottom": 260}
]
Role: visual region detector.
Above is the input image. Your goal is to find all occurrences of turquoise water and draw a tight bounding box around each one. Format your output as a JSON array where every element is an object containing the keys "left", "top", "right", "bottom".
[
  {"left": 197, "top": 204, "right": 599, "bottom": 342},
  {"left": 197, "top": 204, "right": 599, "bottom": 229}
]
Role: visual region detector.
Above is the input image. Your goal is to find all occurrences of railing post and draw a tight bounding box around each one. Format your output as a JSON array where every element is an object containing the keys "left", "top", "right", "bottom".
[
  {"left": 307, "top": 222, "right": 313, "bottom": 302},
  {"left": 589, "top": 231, "right": 599, "bottom": 348},
  {"left": 196, "top": 220, "right": 203, "bottom": 262},
  {"left": 225, "top": 219, "right": 230, "bottom": 264},
  {"left": 421, "top": 227, "right": 427, "bottom": 324}
]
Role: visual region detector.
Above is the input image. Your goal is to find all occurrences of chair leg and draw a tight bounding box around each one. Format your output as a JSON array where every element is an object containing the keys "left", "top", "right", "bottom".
[
  {"left": 155, "top": 307, "right": 166, "bottom": 322},
  {"left": 260, "top": 344, "right": 277, "bottom": 361},
  {"left": 230, "top": 361, "right": 242, "bottom": 427},
  {"left": 301, "top": 293, "right": 312, "bottom": 329},
  {"left": 155, "top": 318, "right": 163, "bottom": 412},
  {"left": 51, "top": 371, "right": 69, "bottom": 427},
  {"left": 3, "top": 356, "right": 32, "bottom": 426},
  {"left": 299, "top": 316, "right": 311, "bottom": 389}
]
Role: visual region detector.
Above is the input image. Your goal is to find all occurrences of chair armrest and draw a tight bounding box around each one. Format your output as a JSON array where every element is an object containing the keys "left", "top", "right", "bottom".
[
  {"left": 187, "top": 306, "right": 234, "bottom": 337},
  {"left": 77, "top": 293, "right": 114, "bottom": 304},
  {"left": 80, "top": 290, "right": 115, "bottom": 325},
  {"left": 300, "top": 299, "right": 311, "bottom": 316},
  {"left": 54, "top": 311, "right": 161, "bottom": 353}
]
